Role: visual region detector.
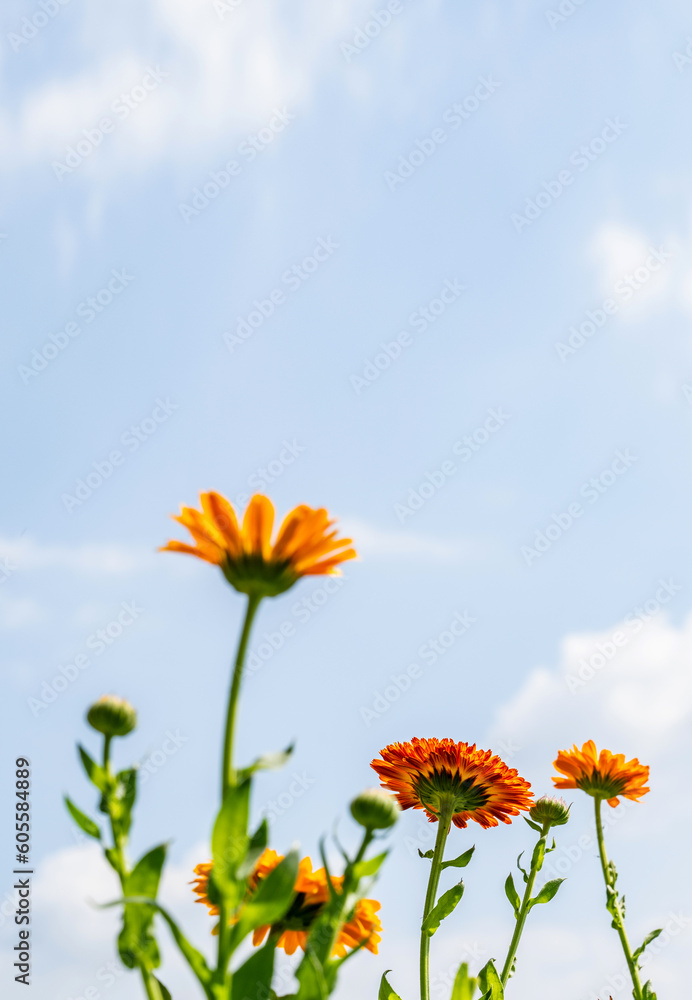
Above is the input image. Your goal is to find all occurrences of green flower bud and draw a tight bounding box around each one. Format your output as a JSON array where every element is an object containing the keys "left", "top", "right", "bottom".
[
  {"left": 350, "top": 787, "right": 400, "bottom": 830},
  {"left": 529, "top": 794, "right": 571, "bottom": 828},
  {"left": 87, "top": 695, "right": 137, "bottom": 738}
]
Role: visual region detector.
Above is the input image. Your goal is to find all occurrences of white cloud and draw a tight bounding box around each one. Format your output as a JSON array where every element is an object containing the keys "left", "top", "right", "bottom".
[
  {"left": 589, "top": 222, "right": 675, "bottom": 323},
  {"left": 342, "top": 518, "right": 492, "bottom": 563},
  {"left": 0, "top": 535, "right": 153, "bottom": 575}
]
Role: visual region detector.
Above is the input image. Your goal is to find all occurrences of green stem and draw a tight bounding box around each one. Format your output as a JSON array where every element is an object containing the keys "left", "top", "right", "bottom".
[
  {"left": 102, "top": 736, "right": 160, "bottom": 1000},
  {"left": 221, "top": 593, "right": 262, "bottom": 798},
  {"left": 500, "top": 822, "right": 550, "bottom": 986},
  {"left": 420, "top": 802, "right": 454, "bottom": 1000},
  {"left": 594, "top": 798, "right": 644, "bottom": 1000},
  {"left": 316, "top": 828, "right": 374, "bottom": 966}
]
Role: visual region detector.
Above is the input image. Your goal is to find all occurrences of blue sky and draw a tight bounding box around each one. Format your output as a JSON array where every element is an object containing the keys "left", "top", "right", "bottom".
[{"left": 2, "top": 1, "right": 692, "bottom": 997}]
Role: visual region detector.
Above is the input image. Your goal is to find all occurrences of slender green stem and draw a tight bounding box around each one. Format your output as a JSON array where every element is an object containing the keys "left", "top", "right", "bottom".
[
  {"left": 101, "top": 736, "right": 160, "bottom": 1000},
  {"left": 420, "top": 802, "right": 454, "bottom": 1000},
  {"left": 221, "top": 593, "right": 262, "bottom": 798},
  {"left": 594, "top": 798, "right": 644, "bottom": 1000},
  {"left": 316, "top": 828, "right": 374, "bottom": 967},
  {"left": 500, "top": 821, "right": 550, "bottom": 986}
]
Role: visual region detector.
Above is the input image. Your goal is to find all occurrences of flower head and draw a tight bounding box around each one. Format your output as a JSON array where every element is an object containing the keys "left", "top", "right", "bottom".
[
  {"left": 191, "top": 849, "right": 381, "bottom": 956},
  {"left": 161, "top": 492, "right": 356, "bottom": 597},
  {"left": 552, "top": 741, "right": 650, "bottom": 807},
  {"left": 86, "top": 695, "right": 137, "bottom": 737},
  {"left": 371, "top": 738, "right": 533, "bottom": 829},
  {"left": 529, "top": 795, "right": 571, "bottom": 828}
]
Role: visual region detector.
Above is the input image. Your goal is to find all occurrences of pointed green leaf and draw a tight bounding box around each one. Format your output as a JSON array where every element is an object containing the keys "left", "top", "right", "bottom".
[
  {"left": 528, "top": 877, "right": 565, "bottom": 910},
  {"left": 422, "top": 881, "right": 464, "bottom": 937},
  {"left": 504, "top": 873, "right": 521, "bottom": 917},
  {"left": 530, "top": 837, "right": 546, "bottom": 872},
  {"left": 478, "top": 959, "right": 504, "bottom": 999},
  {"left": 418, "top": 848, "right": 434, "bottom": 859},
  {"left": 633, "top": 928, "right": 663, "bottom": 964},
  {"left": 451, "top": 962, "right": 478, "bottom": 1000},
  {"left": 295, "top": 948, "right": 329, "bottom": 1000},
  {"left": 118, "top": 844, "right": 167, "bottom": 970},
  {"left": 441, "top": 846, "right": 475, "bottom": 870},
  {"left": 238, "top": 744, "right": 294, "bottom": 782},
  {"left": 237, "top": 817, "right": 269, "bottom": 879},
  {"left": 64, "top": 796, "right": 101, "bottom": 840},
  {"left": 353, "top": 850, "right": 388, "bottom": 879},
  {"left": 232, "top": 939, "right": 276, "bottom": 1000},
  {"left": 153, "top": 977, "right": 172, "bottom": 1000},
  {"left": 78, "top": 745, "right": 107, "bottom": 793},
  {"left": 113, "top": 768, "right": 137, "bottom": 838},
  {"left": 642, "top": 980, "right": 657, "bottom": 1000},
  {"left": 524, "top": 817, "right": 542, "bottom": 833},
  {"left": 516, "top": 851, "right": 529, "bottom": 883},
  {"left": 233, "top": 850, "right": 299, "bottom": 942},
  {"left": 379, "top": 971, "right": 403, "bottom": 999},
  {"left": 211, "top": 779, "right": 250, "bottom": 896}
]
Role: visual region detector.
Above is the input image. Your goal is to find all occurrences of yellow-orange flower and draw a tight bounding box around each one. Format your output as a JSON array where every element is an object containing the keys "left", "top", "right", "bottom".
[
  {"left": 191, "top": 849, "right": 381, "bottom": 957},
  {"left": 552, "top": 741, "right": 650, "bottom": 807},
  {"left": 371, "top": 738, "right": 533, "bottom": 829},
  {"left": 161, "top": 493, "right": 356, "bottom": 597}
]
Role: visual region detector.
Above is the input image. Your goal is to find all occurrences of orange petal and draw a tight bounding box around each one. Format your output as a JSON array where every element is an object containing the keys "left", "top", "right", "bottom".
[
  {"left": 201, "top": 492, "right": 242, "bottom": 556},
  {"left": 159, "top": 540, "right": 219, "bottom": 565},
  {"left": 242, "top": 495, "right": 275, "bottom": 557}
]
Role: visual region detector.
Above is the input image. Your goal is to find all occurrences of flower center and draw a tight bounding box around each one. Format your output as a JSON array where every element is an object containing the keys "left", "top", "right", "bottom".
[
  {"left": 414, "top": 769, "right": 491, "bottom": 815},
  {"left": 577, "top": 769, "right": 626, "bottom": 799}
]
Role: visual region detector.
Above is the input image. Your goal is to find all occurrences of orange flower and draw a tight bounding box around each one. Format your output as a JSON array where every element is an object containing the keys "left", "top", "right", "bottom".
[
  {"left": 371, "top": 738, "right": 533, "bottom": 829},
  {"left": 552, "top": 741, "right": 649, "bottom": 807},
  {"left": 161, "top": 493, "right": 356, "bottom": 597},
  {"left": 191, "top": 849, "right": 381, "bottom": 956}
]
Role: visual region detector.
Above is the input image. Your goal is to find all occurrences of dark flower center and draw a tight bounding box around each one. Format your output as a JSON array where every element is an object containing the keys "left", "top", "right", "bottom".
[{"left": 414, "top": 768, "right": 491, "bottom": 815}]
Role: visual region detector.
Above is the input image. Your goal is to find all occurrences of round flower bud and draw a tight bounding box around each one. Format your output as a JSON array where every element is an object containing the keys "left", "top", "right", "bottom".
[
  {"left": 87, "top": 695, "right": 137, "bottom": 738},
  {"left": 529, "top": 794, "right": 571, "bottom": 828},
  {"left": 350, "top": 787, "right": 400, "bottom": 830}
]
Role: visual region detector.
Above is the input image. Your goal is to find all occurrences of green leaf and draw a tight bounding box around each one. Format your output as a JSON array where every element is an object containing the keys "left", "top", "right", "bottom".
[
  {"left": 441, "top": 846, "right": 475, "bottom": 870},
  {"left": 238, "top": 744, "right": 294, "bottom": 781},
  {"left": 211, "top": 779, "right": 250, "bottom": 897},
  {"left": 379, "top": 971, "right": 403, "bottom": 1000},
  {"left": 64, "top": 796, "right": 101, "bottom": 840},
  {"left": 418, "top": 848, "right": 434, "bottom": 859},
  {"left": 237, "top": 817, "right": 269, "bottom": 880},
  {"left": 504, "top": 873, "right": 521, "bottom": 917},
  {"left": 232, "top": 939, "right": 276, "bottom": 1000},
  {"left": 524, "top": 817, "right": 542, "bottom": 833},
  {"left": 233, "top": 850, "right": 299, "bottom": 943},
  {"left": 422, "top": 881, "right": 464, "bottom": 937},
  {"left": 295, "top": 949, "right": 329, "bottom": 1000},
  {"left": 528, "top": 878, "right": 565, "bottom": 910},
  {"left": 642, "top": 981, "right": 657, "bottom": 1000},
  {"left": 478, "top": 959, "right": 504, "bottom": 999},
  {"left": 113, "top": 768, "right": 137, "bottom": 838},
  {"left": 104, "top": 847, "right": 121, "bottom": 874},
  {"left": 530, "top": 838, "right": 546, "bottom": 872},
  {"left": 352, "top": 851, "right": 388, "bottom": 879},
  {"left": 78, "top": 745, "right": 107, "bottom": 793},
  {"left": 451, "top": 962, "right": 478, "bottom": 1000},
  {"left": 152, "top": 977, "right": 172, "bottom": 1000},
  {"left": 516, "top": 851, "right": 529, "bottom": 884},
  {"left": 633, "top": 928, "right": 663, "bottom": 964},
  {"left": 118, "top": 844, "right": 167, "bottom": 970}
]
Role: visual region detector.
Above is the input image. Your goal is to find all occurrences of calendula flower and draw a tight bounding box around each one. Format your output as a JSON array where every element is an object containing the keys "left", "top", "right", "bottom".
[
  {"left": 552, "top": 741, "right": 650, "bottom": 807},
  {"left": 161, "top": 492, "right": 356, "bottom": 597},
  {"left": 191, "top": 849, "right": 381, "bottom": 956},
  {"left": 371, "top": 738, "right": 533, "bottom": 829}
]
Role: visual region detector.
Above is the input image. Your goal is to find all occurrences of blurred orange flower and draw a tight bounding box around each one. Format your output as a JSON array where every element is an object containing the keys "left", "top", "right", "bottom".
[{"left": 552, "top": 741, "right": 649, "bottom": 807}]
